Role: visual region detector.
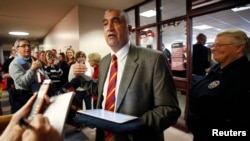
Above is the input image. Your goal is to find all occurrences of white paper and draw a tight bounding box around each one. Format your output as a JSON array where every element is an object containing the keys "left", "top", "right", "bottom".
[
  {"left": 77, "top": 109, "right": 138, "bottom": 124},
  {"left": 43, "top": 92, "right": 74, "bottom": 135}
]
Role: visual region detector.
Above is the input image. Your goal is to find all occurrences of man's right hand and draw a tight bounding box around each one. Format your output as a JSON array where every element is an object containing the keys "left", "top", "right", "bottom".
[
  {"left": 72, "top": 63, "right": 87, "bottom": 77},
  {"left": 30, "top": 58, "right": 42, "bottom": 71}
]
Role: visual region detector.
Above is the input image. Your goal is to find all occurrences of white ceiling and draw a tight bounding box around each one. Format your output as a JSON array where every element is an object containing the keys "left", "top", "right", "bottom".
[
  {"left": 128, "top": 1, "right": 250, "bottom": 48},
  {"left": 0, "top": 0, "right": 144, "bottom": 40},
  {"left": 0, "top": 0, "right": 249, "bottom": 46},
  {"left": 193, "top": 7, "right": 250, "bottom": 43}
]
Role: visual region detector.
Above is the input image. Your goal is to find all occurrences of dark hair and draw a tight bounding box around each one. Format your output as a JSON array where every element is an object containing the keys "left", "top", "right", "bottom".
[
  {"left": 196, "top": 33, "right": 207, "bottom": 44},
  {"left": 75, "top": 51, "right": 86, "bottom": 59},
  {"left": 39, "top": 50, "right": 45, "bottom": 54},
  {"left": 59, "top": 52, "right": 67, "bottom": 62}
]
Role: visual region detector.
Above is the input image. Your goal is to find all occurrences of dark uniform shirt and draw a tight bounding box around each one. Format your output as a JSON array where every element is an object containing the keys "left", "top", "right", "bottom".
[{"left": 187, "top": 56, "right": 250, "bottom": 141}]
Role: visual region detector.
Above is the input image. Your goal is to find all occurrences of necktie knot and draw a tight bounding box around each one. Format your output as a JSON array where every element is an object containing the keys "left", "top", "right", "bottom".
[
  {"left": 112, "top": 54, "right": 117, "bottom": 61},
  {"left": 111, "top": 55, "right": 117, "bottom": 69}
]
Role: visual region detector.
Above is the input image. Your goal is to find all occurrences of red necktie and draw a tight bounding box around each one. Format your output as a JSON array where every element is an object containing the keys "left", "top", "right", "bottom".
[
  {"left": 105, "top": 55, "right": 117, "bottom": 111},
  {"left": 105, "top": 55, "right": 118, "bottom": 141}
]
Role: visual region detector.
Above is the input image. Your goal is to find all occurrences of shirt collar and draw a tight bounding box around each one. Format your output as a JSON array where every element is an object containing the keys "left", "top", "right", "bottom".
[{"left": 111, "top": 41, "right": 130, "bottom": 61}]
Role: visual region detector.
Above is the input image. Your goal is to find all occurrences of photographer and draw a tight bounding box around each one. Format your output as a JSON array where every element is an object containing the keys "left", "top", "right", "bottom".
[
  {"left": 43, "top": 50, "right": 63, "bottom": 90},
  {"left": 0, "top": 94, "right": 61, "bottom": 141}
]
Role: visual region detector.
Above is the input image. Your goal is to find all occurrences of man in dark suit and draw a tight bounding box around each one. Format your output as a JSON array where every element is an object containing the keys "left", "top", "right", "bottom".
[
  {"left": 192, "top": 33, "right": 211, "bottom": 86},
  {"left": 192, "top": 33, "right": 210, "bottom": 76},
  {"left": 72, "top": 9, "right": 180, "bottom": 141}
]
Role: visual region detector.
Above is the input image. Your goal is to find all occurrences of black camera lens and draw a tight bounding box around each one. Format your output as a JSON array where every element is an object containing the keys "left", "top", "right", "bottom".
[{"left": 48, "top": 53, "right": 53, "bottom": 59}]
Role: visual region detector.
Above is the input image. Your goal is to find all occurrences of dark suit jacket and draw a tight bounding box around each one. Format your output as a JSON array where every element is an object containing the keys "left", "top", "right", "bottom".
[
  {"left": 192, "top": 43, "right": 210, "bottom": 75},
  {"left": 83, "top": 44, "right": 181, "bottom": 141}
]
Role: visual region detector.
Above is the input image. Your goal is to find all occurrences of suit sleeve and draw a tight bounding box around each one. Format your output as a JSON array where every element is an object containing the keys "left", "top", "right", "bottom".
[{"left": 140, "top": 54, "right": 181, "bottom": 133}]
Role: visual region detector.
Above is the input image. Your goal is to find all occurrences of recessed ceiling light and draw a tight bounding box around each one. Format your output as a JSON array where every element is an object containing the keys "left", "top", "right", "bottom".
[
  {"left": 140, "top": 10, "right": 156, "bottom": 17},
  {"left": 8, "top": 31, "right": 29, "bottom": 36},
  {"left": 193, "top": 25, "right": 213, "bottom": 30},
  {"left": 231, "top": 4, "right": 250, "bottom": 12}
]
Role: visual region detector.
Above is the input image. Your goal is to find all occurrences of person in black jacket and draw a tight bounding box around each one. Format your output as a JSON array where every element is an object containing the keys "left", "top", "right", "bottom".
[
  {"left": 187, "top": 29, "right": 250, "bottom": 141},
  {"left": 192, "top": 33, "right": 211, "bottom": 85},
  {"left": 58, "top": 52, "right": 69, "bottom": 87},
  {"left": 192, "top": 33, "right": 210, "bottom": 75}
]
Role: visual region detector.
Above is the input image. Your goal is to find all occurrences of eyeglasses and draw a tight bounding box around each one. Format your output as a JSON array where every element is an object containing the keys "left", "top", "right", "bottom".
[
  {"left": 211, "top": 43, "right": 235, "bottom": 48},
  {"left": 17, "top": 44, "right": 31, "bottom": 48}
]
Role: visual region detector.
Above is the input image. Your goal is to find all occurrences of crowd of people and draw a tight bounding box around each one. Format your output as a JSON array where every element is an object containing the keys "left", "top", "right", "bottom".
[
  {"left": 0, "top": 38, "right": 100, "bottom": 114},
  {"left": 0, "top": 8, "right": 250, "bottom": 141}
]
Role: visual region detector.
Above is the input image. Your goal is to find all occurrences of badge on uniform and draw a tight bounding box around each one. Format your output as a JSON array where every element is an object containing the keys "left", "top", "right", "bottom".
[{"left": 208, "top": 80, "right": 220, "bottom": 89}]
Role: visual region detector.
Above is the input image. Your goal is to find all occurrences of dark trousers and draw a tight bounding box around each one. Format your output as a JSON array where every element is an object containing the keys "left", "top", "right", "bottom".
[
  {"left": 66, "top": 90, "right": 91, "bottom": 127},
  {"left": 11, "top": 89, "right": 32, "bottom": 113},
  {"left": 74, "top": 90, "right": 92, "bottom": 109},
  {"left": 8, "top": 88, "right": 14, "bottom": 112}
]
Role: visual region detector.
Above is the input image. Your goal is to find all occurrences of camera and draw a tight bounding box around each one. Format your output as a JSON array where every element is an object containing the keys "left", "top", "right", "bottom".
[{"left": 48, "top": 53, "right": 53, "bottom": 59}]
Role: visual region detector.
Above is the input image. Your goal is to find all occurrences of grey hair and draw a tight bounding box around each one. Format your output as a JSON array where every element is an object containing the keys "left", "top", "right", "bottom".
[
  {"left": 216, "top": 29, "right": 250, "bottom": 55},
  {"left": 104, "top": 9, "right": 130, "bottom": 25},
  {"left": 14, "top": 38, "right": 30, "bottom": 47}
]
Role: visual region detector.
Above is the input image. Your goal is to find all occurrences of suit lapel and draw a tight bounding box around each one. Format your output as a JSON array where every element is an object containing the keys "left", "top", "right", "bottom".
[
  {"left": 98, "top": 54, "right": 111, "bottom": 107},
  {"left": 115, "top": 45, "right": 138, "bottom": 111}
]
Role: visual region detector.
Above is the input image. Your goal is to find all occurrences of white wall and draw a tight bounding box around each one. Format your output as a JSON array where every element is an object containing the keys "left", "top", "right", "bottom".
[
  {"left": 43, "top": 6, "right": 79, "bottom": 53},
  {"left": 78, "top": 6, "right": 109, "bottom": 58},
  {"left": 43, "top": 5, "right": 110, "bottom": 58}
]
